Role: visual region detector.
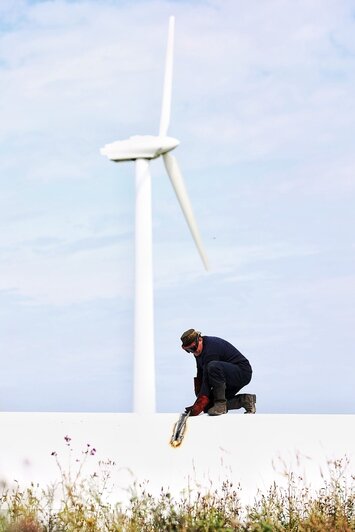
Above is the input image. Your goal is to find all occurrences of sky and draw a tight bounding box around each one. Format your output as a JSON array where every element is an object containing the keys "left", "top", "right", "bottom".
[{"left": 0, "top": 0, "right": 354, "bottom": 414}]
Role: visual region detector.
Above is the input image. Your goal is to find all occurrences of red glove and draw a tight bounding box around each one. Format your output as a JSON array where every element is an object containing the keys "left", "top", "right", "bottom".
[{"left": 185, "top": 395, "right": 209, "bottom": 416}]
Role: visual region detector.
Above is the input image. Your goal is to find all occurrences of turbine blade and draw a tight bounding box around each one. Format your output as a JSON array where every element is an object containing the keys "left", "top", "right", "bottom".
[
  {"left": 159, "top": 16, "right": 175, "bottom": 137},
  {"left": 163, "top": 153, "right": 209, "bottom": 270}
]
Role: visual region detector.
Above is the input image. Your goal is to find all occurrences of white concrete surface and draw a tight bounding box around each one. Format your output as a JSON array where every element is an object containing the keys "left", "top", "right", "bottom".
[{"left": 0, "top": 413, "right": 353, "bottom": 505}]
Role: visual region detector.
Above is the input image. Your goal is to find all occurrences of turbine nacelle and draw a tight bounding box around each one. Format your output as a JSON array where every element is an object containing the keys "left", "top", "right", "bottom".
[{"left": 100, "top": 135, "right": 179, "bottom": 162}]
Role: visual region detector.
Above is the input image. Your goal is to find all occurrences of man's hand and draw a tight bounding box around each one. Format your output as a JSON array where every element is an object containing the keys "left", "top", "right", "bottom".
[{"left": 185, "top": 395, "right": 209, "bottom": 416}]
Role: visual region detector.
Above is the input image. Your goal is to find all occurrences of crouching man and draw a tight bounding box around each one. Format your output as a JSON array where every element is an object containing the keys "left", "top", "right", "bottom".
[{"left": 181, "top": 329, "right": 256, "bottom": 416}]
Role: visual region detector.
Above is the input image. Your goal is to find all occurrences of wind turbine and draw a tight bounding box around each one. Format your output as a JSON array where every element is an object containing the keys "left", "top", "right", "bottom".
[{"left": 100, "top": 16, "right": 208, "bottom": 414}]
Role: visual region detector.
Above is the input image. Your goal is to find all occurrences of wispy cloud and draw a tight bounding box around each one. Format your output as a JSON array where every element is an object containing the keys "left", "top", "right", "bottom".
[{"left": 0, "top": 246, "right": 133, "bottom": 305}]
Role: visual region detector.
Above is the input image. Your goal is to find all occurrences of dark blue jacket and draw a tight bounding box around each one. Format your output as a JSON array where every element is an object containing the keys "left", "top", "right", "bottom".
[{"left": 196, "top": 336, "right": 252, "bottom": 397}]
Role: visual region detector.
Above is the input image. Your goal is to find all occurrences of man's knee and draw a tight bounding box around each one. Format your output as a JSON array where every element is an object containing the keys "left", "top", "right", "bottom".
[{"left": 207, "top": 360, "right": 224, "bottom": 378}]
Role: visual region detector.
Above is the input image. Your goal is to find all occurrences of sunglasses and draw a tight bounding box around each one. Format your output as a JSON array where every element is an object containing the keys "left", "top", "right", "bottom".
[{"left": 182, "top": 338, "right": 199, "bottom": 353}]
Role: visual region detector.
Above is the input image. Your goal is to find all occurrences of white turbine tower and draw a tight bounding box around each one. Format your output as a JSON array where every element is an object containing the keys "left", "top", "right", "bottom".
[{"left": 101, "top": 16, "right": 208, "bottom": 414}]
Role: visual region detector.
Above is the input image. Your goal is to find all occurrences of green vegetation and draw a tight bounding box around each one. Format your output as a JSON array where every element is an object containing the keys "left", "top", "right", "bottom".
[{"left": 0, "top": 438, "right": 353, "bottom": 531}]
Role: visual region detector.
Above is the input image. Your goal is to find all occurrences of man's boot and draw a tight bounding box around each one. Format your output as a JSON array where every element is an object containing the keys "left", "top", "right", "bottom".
[
  {"left": 227, "top": 394, "right": 243, "bottom": 411},
  {"left": 208, "top": 383, "right": 227, "bottom": 416},
  {"left": 241, "top": 393, "right": 256, "bottom": 413},
  {"left": 227, "top": 394, "right": 256, "bottom": 413}
]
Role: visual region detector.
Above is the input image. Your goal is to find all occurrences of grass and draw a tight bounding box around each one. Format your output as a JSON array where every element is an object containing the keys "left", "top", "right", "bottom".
[{"left": 0, "top": 437, "right": 353, "bottom": 531}]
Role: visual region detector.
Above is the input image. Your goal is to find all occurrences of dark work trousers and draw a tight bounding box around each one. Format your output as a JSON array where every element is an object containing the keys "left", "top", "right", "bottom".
[{"left": 207, "top": 360, "right": 252, "bottom": 399}]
